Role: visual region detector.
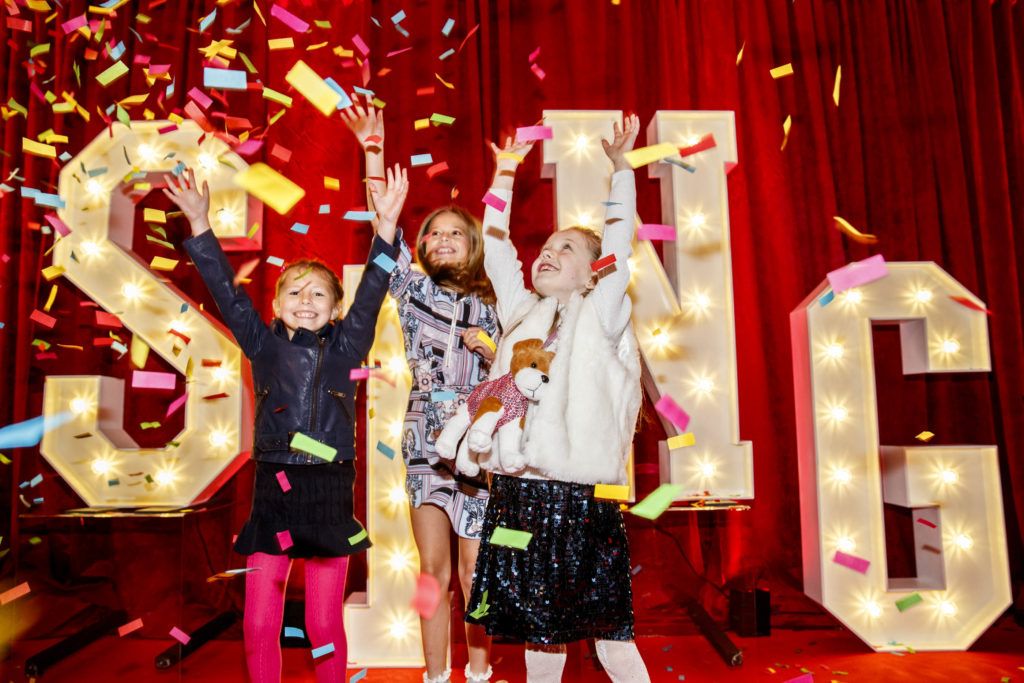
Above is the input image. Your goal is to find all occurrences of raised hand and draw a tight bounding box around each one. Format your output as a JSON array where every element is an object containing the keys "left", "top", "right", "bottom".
[
  {"left": 162, "top": 168, "right": 211, "bottom": 235},
  {"left": 340, "top": 94, "right": 385, "bottom": 151},
  {"left": 489, "top": 135, "right": 534, "bottom": 191},
  {"left": 601, "top": 113, "right": 641, "bottom": 172},
  {"left": 368, "top": 163, "right": 409, "bottom": 243}
]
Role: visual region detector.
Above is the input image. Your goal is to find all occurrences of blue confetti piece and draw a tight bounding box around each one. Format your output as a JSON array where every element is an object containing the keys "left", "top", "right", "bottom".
[
  {"left": 323, "top": 78, "right": 353, "bottom": 109},
  {"left": 107, "top": 479, "right": 120, "bottom": 486},
  {"left": 410, "top": 153, "right": 433, "bottom": 167},
  {"left": 32, "top": 497, "right": 43, "bottom": 505},
  {"left": 180, "top": 303, "right": 189, "bottom": 314},
  {"left": 430, "top": 391, "right": 457, "bottom": 402},
  {"left": 203, "top": 67, "right": 247, "bottom": 91},
  {"left": 58, "top": 151, "right": 72, "bottom": 162},
  {"left": 87, "top": 166, "right": 108, "bottom": 177},
  {"left": 291, "top": 223, "right": 309, "bottom": 235},
  {"left": 439, "top": 48, "right": 455, "bottom": 60},
  {"left": 344, "top": 210, "right": 377, "bottom": 222},
  {"left": 395, "top": 24, "right": 409, "bottom": 37},
  {"left": 166, "top": 80, "right": 175, "bottom": 98},
  {"left": 376, "top": 441, "right": 395, "bottom": 460},
  {"left": 369, "top": 16, "right": 381, "bottom": 28},
  {"left": 267, "top": 256, "right": 285, "bottom": 267},
  {"left": 29, "top": 474, "right": 42, "bottom": 487},
  {"left": 352, "top": 86, "right": 375, "bottom": 97},
  {"left": 391, "top": 9, "right": 406, "bottom": 23},
  {"left": 819, "top": 289, "right": 835, "bottom": 307},
  {"left": 441, "top": 18, "right": 454, "bottom": 36},
  {"left": 310, "top": 642, "right": 335, "bottom": 659},
  {"left": 372, "top": 252, "right": 397, "bottom": 273},
  {"left": 109, "top": 41, "right": 126, "bottom": 61},
  {"left": 318, "top": 204, "right": 331, "bottom": 215},
  {"left": 284, "top": 626, "right": 305, "bottom": 639},
  {"left": 0, "top": 413, "right": 72, "bottom": 450},
  {"left": 172, "top": 161, "right": 186, "bottom": 176},
  {"left": 0, "top": 323, "right": 5, "bottom": 329},
  {"left": 33, "top": 192, "right": 66, "bottom": 209},
  {"left": 199, "top": 8, "right": 217, "bottom": 32},
  {"left": 351, "top": 669, "right": 368, "bottom": 683}
]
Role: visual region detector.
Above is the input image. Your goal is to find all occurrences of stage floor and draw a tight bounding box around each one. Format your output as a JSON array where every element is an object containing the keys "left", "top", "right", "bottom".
[{"left": 2, "top": 616, "right": 1021, "bottom": 682}]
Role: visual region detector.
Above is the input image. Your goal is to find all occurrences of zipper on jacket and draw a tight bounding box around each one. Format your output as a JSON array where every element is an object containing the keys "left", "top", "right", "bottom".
[
  {"left": 328, "top": 389, "right": 353, "bottom": 421},
  {"left": 254, "top": 388, "right": 269, "bottom": 422},
  {"left": 309, "top": 337, "right": 326, "bottom": 431}
]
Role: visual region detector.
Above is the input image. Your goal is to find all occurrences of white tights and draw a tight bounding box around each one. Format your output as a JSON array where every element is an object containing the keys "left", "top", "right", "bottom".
[{"left": 525, "top": 640, "right": 650, "bottom": 683}]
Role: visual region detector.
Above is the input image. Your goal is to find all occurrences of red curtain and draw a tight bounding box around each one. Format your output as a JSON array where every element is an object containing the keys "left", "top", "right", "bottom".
[{"left": 2, "top": 0, "right": 1022, "bottom": 629}]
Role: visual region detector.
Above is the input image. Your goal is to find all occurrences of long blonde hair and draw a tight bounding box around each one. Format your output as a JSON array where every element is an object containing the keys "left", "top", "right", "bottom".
[{"left": 415, "top": 206, "right": 496, "bottom": 305}]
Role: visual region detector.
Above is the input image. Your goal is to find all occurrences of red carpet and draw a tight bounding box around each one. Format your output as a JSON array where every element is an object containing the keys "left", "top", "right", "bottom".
[{"left": 3, "top": 616, "right": 1021, "bottom": 682}]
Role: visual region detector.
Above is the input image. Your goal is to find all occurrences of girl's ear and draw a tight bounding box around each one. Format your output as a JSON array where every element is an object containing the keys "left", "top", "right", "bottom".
[
  {"left": 272, "top": 297, "right": 282, "bottom": 318},
  {"left": 332, "top": 301, "right": 344, "bottom": 320}
]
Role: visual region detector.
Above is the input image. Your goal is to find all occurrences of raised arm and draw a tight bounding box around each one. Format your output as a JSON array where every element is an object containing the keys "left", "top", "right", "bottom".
[
  {"left": 481, "top": 137, "right": 537, "bottom": 326},
  {"left": 341, "top": 94, "right": 386, "bottom": 232},
  {"left": 590, "top": 114, "right": 641, "bottom": 339},
  {"left": 339, "top": 164, "right": 407, "bottom": 359},
  {"left": 167, "top": 169, "right": 268, "bottom": 358}
]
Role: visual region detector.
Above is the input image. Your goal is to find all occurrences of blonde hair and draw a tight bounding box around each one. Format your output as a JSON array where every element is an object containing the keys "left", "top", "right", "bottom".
[
  {"left": 416, "top": 206, "right": 495, "bottom": 304},
  {"left": 562, "top": 226, "right": 603, "bottom": 261}
]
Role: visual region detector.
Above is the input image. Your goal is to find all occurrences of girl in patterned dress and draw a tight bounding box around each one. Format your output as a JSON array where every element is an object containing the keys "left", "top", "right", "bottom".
[{"left": 343, "top": 97, "right": 497, "bottom": 683}]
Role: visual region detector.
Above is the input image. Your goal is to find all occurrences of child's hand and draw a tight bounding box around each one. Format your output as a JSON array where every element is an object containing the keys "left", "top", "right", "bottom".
[
  {"left": 162, "top": 168, "right": 211, "bottom": 235},
  {"left": 602, "top": 113, "right": 640, "bottom": 172},
  {"left": 489, "top": 136, "right": 534, "bottom": 172},
  {"left": 368, "top": 163, "right": 408, "bottom": 243},
  {"left": 462, "top": 327, "right": 496, "bottom": 361},
  {"left": 341, "top": 94, "right": 385, "bottom": 151}
]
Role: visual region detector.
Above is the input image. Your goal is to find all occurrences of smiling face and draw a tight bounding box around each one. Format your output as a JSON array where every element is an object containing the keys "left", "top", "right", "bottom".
[
  {"left": 531, "top": 228, "right": 601, "bottom": 303},
  {"left": 272, "top": 266, "right": 343, "bottom": 338},
  {"left": 419, "top": 210, "right": 471, "bottom": 269}
]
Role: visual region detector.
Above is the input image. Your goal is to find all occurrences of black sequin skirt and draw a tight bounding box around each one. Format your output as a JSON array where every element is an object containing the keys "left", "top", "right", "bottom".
[
  {"left": 234, "top": 460, "right": 371, "bottom": 559},
  {"left": 465, "top": 474, "right": 635, "bottom": 644}
]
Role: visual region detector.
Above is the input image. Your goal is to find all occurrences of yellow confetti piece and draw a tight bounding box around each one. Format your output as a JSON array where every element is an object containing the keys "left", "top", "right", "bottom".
[
  {"left": 475, "top": 330, "right": 497, "bottom": 353},
  {"left": 666, "top": 433, "right": 695, "bottom": 449},
  {"left": 43, "top": 285, "right": 58, "bottom": 312},
  {"left": 435, "top": 72, "right": 455, "bottom": 90},
  {"left": 118, "top": 93, "right": 149, "bottom": 107},
  {"left": 41, "top": 265, "right": 65, "bottom": 281},
  {"left": 38, "top": 130, "right": 68, "bottom": 144},
  {"left": 333, "top": 46, "right": 354, "bottom": 58},
  {"left": 134, "top": 182, "right": 152, "bottom": 192},
  {"left": 234, "top": 163, "right": 305, "bottom": 214},
  {"left": 30, "top": 43, "right": 51, "bottom": 58},
  {"left": 414, "top": 118, "right": 430, "bottom": 131},
  {"left": 781, "top": 114, "right": 792, "bottom": 151},
  {"left": 770, "top": 63, "right": 794, "bottom": 79},
  {"left": 130, "top": 335, "right": 150, "bottom": 369},
  {"left": 497, "top": 152, "right": 525, "bottom": 163},
  {"left": 262, "top": 87, "right": 292, "bottom": 107},
  {"left": 324, "top": 176, "right": 340, "bottom": 191},
  {"left": 285, "top": 59, "right": 341, "bottom": 116},
  {"left": 22, "top": 137, "right": 57, "bottom": 159},
  {"left": 96, "top": 60, "right": 129, "bottom": 86},
  {"left": 268, "top": 37, "right": 294, "bottom": 50},
  {"left": 833, "top": 216, "right": 878, "bottom": 244},
  {"left": 915, "top": 431, "right": 935, "bottom": 442},
  {"left": 833, "top": 65, "right": 842, "bottom": 107},
  {"left": 623, "top": 142, "right": 677, "bottom": 169},
  {"left": 27, "top": 0, "right": 51, "bottom": 10},
  {"left": 150, "top": 256, "right": 178, "bottom": 272},
  {"left": 594, "top": 484, "right": 630, "bottom": 501},
  {"left": 143, "top": 208, "right": 166, "bottom": 224},
  {"left": 239, "top": 52, "right": 258, "bottom": 74}
]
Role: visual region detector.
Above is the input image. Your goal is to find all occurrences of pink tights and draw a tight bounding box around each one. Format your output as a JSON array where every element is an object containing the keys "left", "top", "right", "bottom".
[{"left": 244, "top": 552, "right": 350, "bottom": 683}]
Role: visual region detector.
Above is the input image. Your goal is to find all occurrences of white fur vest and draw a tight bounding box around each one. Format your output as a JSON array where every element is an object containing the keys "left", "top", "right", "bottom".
[{"left": 478, "top": 291, "right": 642, "bottom": 485}]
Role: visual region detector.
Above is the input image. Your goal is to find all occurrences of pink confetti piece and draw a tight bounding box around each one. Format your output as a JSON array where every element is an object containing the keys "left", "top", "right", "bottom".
[
  {"left": 118, "top": 618, "right": 143, "bottom": 636},
  {"left": 482, "top": 192, "right": 507, "bottom": 212},
  {"left": 826, "top": 254, "right": 888, "bottom": 294},
  {"left": 528, "top": 46, "right": 541, "bottom": 63},
  {"left": 515, "top": 125, "right": 553, "bottom": 142},
  {"left": 654, "top": 395, "right": 690, "bottom": 431},
  {"left": 187, "top": 87, "right": 213, "bottom": 110},
  {"left": 131, "top": 370, "right": 176, "bottom": 391},
  {"left": 411, "top": 573, "right": 442, "bottom": 619},
  {"left": 234, "top": 139, "right": 263, "bottom": 156},
  {"left": 169, "top": 626, "right": 191, "bottom": 646},
  {"left": 916, "top": 517, "right": 937, "bottom": 528},
  {"left": 61, "top": 14, "right": 87, "bottom": 34},
  {"left": 351, "top": 33, "right": 370, "bottom": 56},
  {"left": 165, "top": 392, "right": 187, "bottom": 418},
  {"left": 349, "top": 368, "right": 371, "bottom": 380},
  {"left": 833, "top": 550, "right": 871, "bottom": 574},
  {"left": 44, "top": 213, "right": 71, "bottom": 237},
  {"left": 637, "top": 224, "right": 676, "bottom": 241},
  {"left": 270, "top": 4, "right": 310, "bottom": 33},
  {"left": 277, "top": 530, "right": 293, "bottom": 551},
  {"left": 530, "top": 63, "right": 546, "bottom": 80},
  {"left": 276, "top": 470, "right": 291, "bottom": 493}
]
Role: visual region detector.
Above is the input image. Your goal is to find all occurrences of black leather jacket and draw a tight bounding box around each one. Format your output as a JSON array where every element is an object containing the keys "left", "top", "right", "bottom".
[{"left": 184, "top": 229, "right": 398, "bottom": 465}]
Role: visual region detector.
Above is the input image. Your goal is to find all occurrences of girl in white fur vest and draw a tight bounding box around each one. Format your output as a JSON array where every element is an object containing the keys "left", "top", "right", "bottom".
[{"left": 461, "top": 115, "right": 651, "bottom": 683}]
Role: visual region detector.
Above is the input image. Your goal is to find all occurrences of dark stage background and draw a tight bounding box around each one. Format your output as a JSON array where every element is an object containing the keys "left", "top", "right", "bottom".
[{"left": 1, "top": 0, "right": 1022, "bottom": 648}]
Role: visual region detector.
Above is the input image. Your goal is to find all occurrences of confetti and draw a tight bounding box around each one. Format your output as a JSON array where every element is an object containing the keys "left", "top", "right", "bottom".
[
  {"left": 290, "top": 432, "right": 337, "bottom": 461},
  {"left": 895, "top": 593, "right": 923, "bottom": 612},
  {"left": 770, "top": 63, "right": 794, "bottom": 79},
  {"left": 833, "top": 216, "right": 878, "bottom": 244},
  {"left": 832, "top": 550, "right": 870, "bottom": 574},
  {"left": 666, "top": 433, "right": 695, "bottom": 449},
  {"left": 515, "top": 125, "right": 553, "bottom": 142},
  {"left": 311, "top": 642, "right": 335, "bottom": 659},
  {"left": 833, "top": 65, "right": 842, "bottom": 107},
  {"left": 276, "top": 470, "right": 291, "bottom": 492},
  {"left": 132, "top": 370, "right": 176, "bottom": 391},
  {"left": 234, "top": 163, "right": 305, "bottom": 214},
  {"left": 118, "top": 618, "right": 144, "bottom": 636},
  {"left": 915, "top": 431, "right": 935, "bottom": 442},
  {"left": 0, "top": 417, "right": 49, "bottom": 449},
  {"left": 372, "top": 253, "right": 397, "bottom": 273},
  {"left": 441, "top": 17, "right": 455, "bottom": 36},
  {"left": 482, "top": 192, "right": 507, "bottom": 212},
  {"left": 490, "top": 527, "right": 533, "bottom": 549},
  {"left": 591, "top": 254, "right": 617, "bottom": 273},
  {"left": 827, "top": 254, "right": 888, "bottom": 293},
  {"left": 630, "top": 483, "right": 685, "bottom": 520},
  {"left": 594, "top": 484, "right": 630, "bottom": 500},
  {"left": 623, "top": 143, "right": 677, "bottom": 169},
  {"left": 150, "top": 256, "right": 178, "bottom": 272},
  {"left": 410, "top": 153, "right": 434, "bottom": 167},
  {"left": 637, "top": 224, "right": 676, "bottom": 241},
  {"left": 376, "top": 441, "right": 396, "bottom": 459},
  {"left": 96, "top": 61, "right": 129, "bottom": 86},
  {"left": 0, "top": 582, "right": 30, "bottom": 605},
  {"left": 678, "top": 134, "right": 717, "bottom": 158},
  {"left": 203, "top": 67, "right": 247, "bottom": 90},
  {"left": 430, "top": 391, "right": 457, "bottom": 402},
  {"left": 22, "top": 138, "right": 56, "bottom": 159},
  {"left": 654, "top": 395, "right": 690, "bottom": 431},
  {"left": 169, "top": 626, "right": 191, "bottom": 646},
  {"left": 475, "top": 330, "right": 497, "bottom": 353},
  {"left": 284, "top": 626, "right": 305, "bottom": 638},
  {"left": 348, "top": 526, "right": 368, "bottom": 545},
  {"left": 277, "top": 530, "right": 294, "bottom": 551},
  {"left": 344, "top": 210, "right": 377, "bottom": 222},
  {"left": 351, "top": 670, "right": 368, "bottom": 683},
  {"left": 411, "top": 573, "right": 442, "bottom": 619},
  {"left": 781, "top": 114, "right": 792, "bottom": 150},
  {"left": 350, "top": 368, "right": 371, "bottom": 380},
  {"left": 270, "top": 3, "right": 309, "bottom": 33},
  {"left": 285, "top": 60, "right": 341, "bottom": 116},
  {"left": 949, "top": 295, "right": 991, "bottom": 315},
  {"left": 468, "top": 589, "right": 489, "bottom": 619}
]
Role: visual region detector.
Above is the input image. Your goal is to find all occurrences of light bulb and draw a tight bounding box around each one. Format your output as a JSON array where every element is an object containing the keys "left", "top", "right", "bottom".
[
  {"left": 824, "top": 342, "right": 845, "bottom": 361},
  {"left": 211, "top": 366, "right": 233, "bottom": 383},
  {"left": 829, "top": 405, "right": 849, "bottom": 423},
  {"left": 939, "top": 600, "right": 957, "bottom": 617},
  {"left": 389, "top": 421, "right": 403, "bottom": 439},
  {"left": 939, "top": 468, "right": 958, "bottom": 485},
  {"left": 954, "top": 533, "right": 973, "bottom": 551},
  {"left": 837, "top": 536, "right": 856, "bottom": 553},
  {"left": 388, "top": 355, "right": 406, "bottom": 376},
  {"left": 70, "top": 397, "right": 93, "bottom": 416},
  {"left": 85, "top": 178, "right": 104, "bottom": 197},
  {"left": 912, "top": 288, "right": 933, "bottom": 303},
  {"left": 694, "top": 376, "right": 715, "bottom": 395},
  {"left": 388, "top": 619, "right": 410, "bottom": 640},
  {"left": 198, "top": 152, "right": 218, "bottom": 170},
  {"left": 684, "top": 133, "right": 702, "bottom": 146},
  {"left": 388, "top": 485, "right": 407, "bottom": 505},
  {"left": 208, "top": 429, "right": 230, "bottom": 449},
  {"left": 154, "top": 469, "right": 176, "bottom": 487},
  {"left": 80, "top": 241, "right": 103, "bottom": 257},
  {"left": 217, "top": 207, "right": 239, "bottom": 228},
  {"left": 387, "top": 548, "right": 413, "bottom": 573},
  {"left": 121, "top": 282, "right": 142, "bottom": 300},
  {"left": 699, "top": 461, "right": 716, "bottom": 479},
  {"left": 832, "top": 467, "right": 852, "bottom": 485},
  {"left": 137, "top": 143, "right": 158, "bottom": 163},
  {"left": 865, "top": 601, "right": 882, "bottom": 618},
  {"left": 688, "top": 212, "right": 706, "bottom": 230},
  {"left": 940, "top": 338, "right": 960, "bottom": 355},
  {"left": 573, "top": 211, "right": 593, "bottom": 228},
  {"left": 90, "top": 457, "right": 113, "bottom": 476},
  {"left": 843, "top": 289, "right": 863, "bottom": 305},
  {"left": 573, "top": 134, "right": 590, "bottom": 153}
]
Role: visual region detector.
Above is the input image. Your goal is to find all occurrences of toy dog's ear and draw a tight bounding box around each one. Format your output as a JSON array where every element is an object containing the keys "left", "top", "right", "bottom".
[{"left": 512, "top": 338, "right": 544, "bottom": 354}]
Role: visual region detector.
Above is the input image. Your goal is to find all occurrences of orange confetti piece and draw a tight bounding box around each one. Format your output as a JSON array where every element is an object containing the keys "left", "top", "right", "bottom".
[
  {"left": 0, "top": 582, "right": 30, "bottom": 605},
  {"left": 833, "top": 216, "right": 878, "bottom": 244}
]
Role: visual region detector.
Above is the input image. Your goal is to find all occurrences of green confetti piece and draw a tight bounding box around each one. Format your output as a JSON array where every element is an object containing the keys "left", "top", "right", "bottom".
[
  {"left": 429, "top": 113, "right": 455, "bottom": 125},
  {"left": 468, "top": 589, "right": 489, "bottom": 619},
  {"left": 489, "top": 526, "right": 532, "bottom": 550},
  {"left": 348, "top": 526, "right": 368, "bottom": 545},
  {"left": 629, "top": 483, "right": 685, "bottom": 520},
  {"left": 290, "top": 432, "right": 337, "bottom": 461},
  {"left": 895, "top": 593, "right": 923, "bottom": 612},
  {"left": 96, "top": 60, "right": 129, "bottom": 87},
  {"left": 29, "top": 537, "right": 41, "bottom": 545},
  {"left": 139, "top": 421, "right": 161, "bottom": 430}
]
